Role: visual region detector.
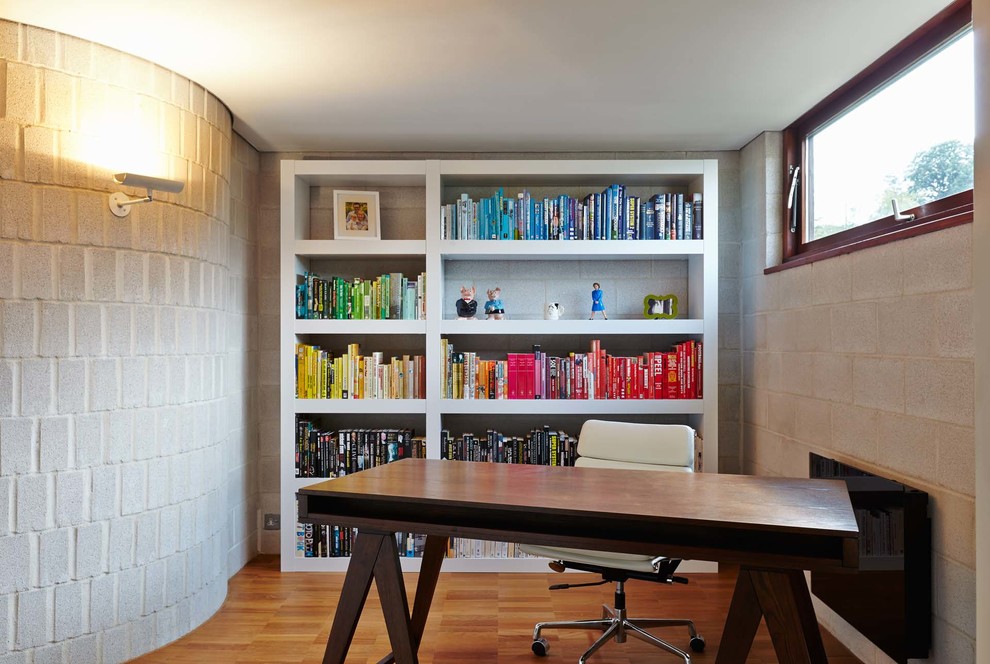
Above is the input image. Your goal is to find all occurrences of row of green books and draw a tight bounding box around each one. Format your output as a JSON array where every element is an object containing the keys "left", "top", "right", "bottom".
[{"left": 296, "top": 272, "right": 425, "bottom": 320}]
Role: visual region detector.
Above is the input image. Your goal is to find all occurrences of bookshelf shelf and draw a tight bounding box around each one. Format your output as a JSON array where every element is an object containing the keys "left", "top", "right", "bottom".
[
  {"left": 281, "top": 158, "right": 718, "bottom": 571},
  {"left": 295, "top": 320, "right": 427, "bottom": 335},
  {"left": 439, "top": 319, "right": 704, "bottom": 336},
  {"left": 438, "top": 399, "right": 704, "bottom": 415},
  {"left": 294, "top": 399, "right": 427, "bottom": 414},
  {"left": 295, "top": 239, "right": 426, "bottom": 258},
  {"left": 439, "top": 239, "right": 702, "bottom": 260}
]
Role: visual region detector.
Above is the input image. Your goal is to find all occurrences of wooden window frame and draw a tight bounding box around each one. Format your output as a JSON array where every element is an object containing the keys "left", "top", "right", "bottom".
[{"left": 773, "top": 0, "right": 973, "bottom": 273}]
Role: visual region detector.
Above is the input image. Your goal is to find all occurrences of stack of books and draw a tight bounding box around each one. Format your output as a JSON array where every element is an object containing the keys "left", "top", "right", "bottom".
[
  {"left": 295, "top": 343, "right": 425, "bottom": 399},
  {"left": 442, "top": 185, "right": 702, "bottom": 241},
  {"left": 440, "top": 339, "right": 702, "bottom": 400},
  {"left": 296, "top": 271, "right": 426, "bottom": 320}
]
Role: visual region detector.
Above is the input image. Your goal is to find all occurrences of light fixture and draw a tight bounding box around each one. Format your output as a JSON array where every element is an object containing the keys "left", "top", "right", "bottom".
[{"left": 108, "top": 172, "right": 184, "bottom": 217}]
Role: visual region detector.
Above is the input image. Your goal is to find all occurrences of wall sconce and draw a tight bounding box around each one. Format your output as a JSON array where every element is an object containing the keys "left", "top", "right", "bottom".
[{"left": 108, "top": 173, "right": 184, "bottom": 217}]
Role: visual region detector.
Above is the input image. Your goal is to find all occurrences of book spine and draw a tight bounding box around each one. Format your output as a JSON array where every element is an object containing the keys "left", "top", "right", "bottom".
[
  {"left": 697, "top": 341, "right": 703, "bottom": 398},
  {"left": 644, "top": 199, "right": 655, "bottom": 240},
  {"left": 664, "top": 193, "right": 672, "bottom": 240},
  {"left": 693, "top": 193, "right": 703, "bottom": 239}
]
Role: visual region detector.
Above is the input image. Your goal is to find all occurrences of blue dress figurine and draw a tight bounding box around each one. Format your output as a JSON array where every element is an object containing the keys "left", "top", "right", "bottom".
[{"left": 590, "top": 282, "right": 607, "bottom": 320}]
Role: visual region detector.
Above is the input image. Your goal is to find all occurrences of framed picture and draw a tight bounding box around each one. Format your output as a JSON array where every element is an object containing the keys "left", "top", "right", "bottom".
[{"left": 333, "top": 190, "right": 381, "bottom": 240}]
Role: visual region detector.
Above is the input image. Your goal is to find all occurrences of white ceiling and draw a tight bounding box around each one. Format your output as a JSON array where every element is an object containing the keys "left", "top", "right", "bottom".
[{"left": 1, "top": 0, "right": 956, "bottom": 153}]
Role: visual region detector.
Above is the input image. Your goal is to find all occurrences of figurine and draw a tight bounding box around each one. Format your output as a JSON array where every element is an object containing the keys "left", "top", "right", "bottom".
[
  {"left": 484, "top": 287, "right": 505, "bottom": 320},
  {"left": 455, "top": 285, "right": 478, "bottom": 320},
  {"left": 545, "top": 302, "right": 564, "bottom": 320},
  {"left": 590, "top": 282, "right": 607, "bottom": 320}
]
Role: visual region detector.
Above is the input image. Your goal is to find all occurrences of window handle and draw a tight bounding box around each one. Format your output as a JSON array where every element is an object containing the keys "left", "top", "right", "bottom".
[
  {"left": 787, "top": 166, "right": 800, "bottom": 233},
  {"left": 891, "top": 199, "right": 915, "bottom": 222}
]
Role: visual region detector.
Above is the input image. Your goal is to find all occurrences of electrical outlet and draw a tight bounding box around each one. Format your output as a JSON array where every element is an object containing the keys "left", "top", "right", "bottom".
[{"left": 263, "top": 513, "right": 280, "bottom": 530}]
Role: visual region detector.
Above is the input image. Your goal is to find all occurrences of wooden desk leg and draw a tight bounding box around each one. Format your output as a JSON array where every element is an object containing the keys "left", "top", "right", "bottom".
[
  {"left": 714, "top": 566, "right": 763, "bottom": 664},
  {"left": 323, "top": 531, "right": 386, "bottom": 664},
  {"left": 377, "top": 535, "right": 449, "bottom": 664},
  {"left": 749, "top": 568, "right": 827, "bottom": 664},
  {"left": 373, "top": 534, "right": 417, "bottom": 664},
  {"left": 714, "top": 567, "right": 827, "bottom": 664}
]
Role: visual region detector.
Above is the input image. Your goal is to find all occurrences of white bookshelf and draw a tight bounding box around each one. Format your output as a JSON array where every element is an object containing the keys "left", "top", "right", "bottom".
[{"left": 280, "top": 159, "right": 719, "bottom": 572}]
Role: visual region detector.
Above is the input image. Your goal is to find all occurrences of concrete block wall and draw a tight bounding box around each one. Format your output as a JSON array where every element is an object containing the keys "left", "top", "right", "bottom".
[
  {"left": 740, "top": 132, "right": 976, "bottom": 663},
  {"left": 225, "top": 134, "right": 260, "bottom": 574},
  {"left": 254, "top": 149, "right": 742, "bottom": 554},
  {"left": 0, "top": 21, "right": 258, "bottom": 662}
]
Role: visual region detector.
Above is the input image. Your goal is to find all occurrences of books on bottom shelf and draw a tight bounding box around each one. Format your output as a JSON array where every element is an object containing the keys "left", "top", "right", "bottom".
[
  {"left": 294, "top": 418, "right": 426, "bottom": 478},
  {"left": 446, "top": 539, "right": 537, "bottom": 559},
  {"left": 295, "top": 518, "right": 428, "bottom": 559},
  {"left": 441, "top": 427, "right": 577, "bottom": 466},
  {"left": 296, "top": 343, "right": 425, "bottom": 400},
  {"left": 854, "top": 507, "right": 906, "bottom": 558},
  {"left": 296, "top": 521, "right": 353, "bottom": 558},
  {"left": 441, "top": 338, "right": 702, "bottom": 400},
  {"left": 294, "top": 520, "right": 537, "bottom": 560}
]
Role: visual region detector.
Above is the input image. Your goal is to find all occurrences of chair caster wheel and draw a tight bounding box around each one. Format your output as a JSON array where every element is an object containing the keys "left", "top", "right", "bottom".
[
  {"left": 532, "top": 637, "right": 550, "bottom": 656},
  {"left": 689, "top": 635, "right": 706, "bottom": 652}
]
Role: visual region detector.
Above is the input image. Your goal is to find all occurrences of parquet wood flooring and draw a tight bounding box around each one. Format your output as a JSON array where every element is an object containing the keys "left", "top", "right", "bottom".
[{"left": 133, "top": 555, "right": 863, "bottom": 663}]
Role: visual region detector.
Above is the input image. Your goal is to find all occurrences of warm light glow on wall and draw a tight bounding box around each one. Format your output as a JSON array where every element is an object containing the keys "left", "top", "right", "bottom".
[{"left": 75, "top": 99, "right": 167, "bottom": 178}]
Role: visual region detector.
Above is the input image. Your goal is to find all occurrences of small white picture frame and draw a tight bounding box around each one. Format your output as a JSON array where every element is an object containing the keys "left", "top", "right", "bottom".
[{"left": 333, "top": 190, "right": 381, "bottom": 240}]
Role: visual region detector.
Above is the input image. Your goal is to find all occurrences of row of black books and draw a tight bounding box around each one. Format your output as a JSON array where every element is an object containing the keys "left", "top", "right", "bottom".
[
  {"left": 296, "top": 522, "right": 354, "bottom": 558},
  {"left": 441, "top": 185, "right": 703, "bottom": 241},
  {"left": 294, "top": 522, "right": 532, "bottom": 559},
  {"left": 296, "top": 520, "right": 427, "bottom": 558},
  {"left": 294, "top": 419, "right": 426, "bottom": 478},
  {"left": 440, "top": 427, "right": 578, "bottom": 467}
]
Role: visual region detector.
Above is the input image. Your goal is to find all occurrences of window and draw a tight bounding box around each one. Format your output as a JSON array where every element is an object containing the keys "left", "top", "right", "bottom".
[{"left": 778, "top": 0, "right": 973, "bottom": 269}]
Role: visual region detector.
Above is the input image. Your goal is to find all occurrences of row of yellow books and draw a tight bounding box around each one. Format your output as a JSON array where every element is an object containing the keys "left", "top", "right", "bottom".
[{"left": 295, "top": 343, "right": 425, "bottom": 399}]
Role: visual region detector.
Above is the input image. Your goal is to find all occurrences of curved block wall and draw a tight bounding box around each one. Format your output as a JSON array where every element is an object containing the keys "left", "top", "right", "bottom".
[{"left": 0, "top": 21, "right": 258, "bottom": 662}]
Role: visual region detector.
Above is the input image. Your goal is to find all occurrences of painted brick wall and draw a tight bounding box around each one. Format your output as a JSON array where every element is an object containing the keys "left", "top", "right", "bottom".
[
  {"left": 740, "top": 132, "right": 976, "bottom": 663},
  {"left": 226, "top": 134, "right": 260, "bottom": 576},
  {"left": 0, "top": 21, "right": 259, "bottom": 662}
]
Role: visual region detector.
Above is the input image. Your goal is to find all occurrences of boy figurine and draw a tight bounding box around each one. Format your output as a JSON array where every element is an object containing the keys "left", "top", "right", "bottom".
[
  {"left": 455, "top": 285, "right": 478, "bottom": 320},
  {"left": 484, "top": 287, "right": 505, "bottom": 320},
  {"left": 590, "top": 282, "right": 607, "bottom": 320}
]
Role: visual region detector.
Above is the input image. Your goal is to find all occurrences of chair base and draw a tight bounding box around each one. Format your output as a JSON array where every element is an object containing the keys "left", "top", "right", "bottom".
[{"left": 532, "top": 603, "right": 703, "bottom": 663}]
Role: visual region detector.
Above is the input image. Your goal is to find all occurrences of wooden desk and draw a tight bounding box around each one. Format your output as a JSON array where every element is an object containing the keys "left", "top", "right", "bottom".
[{"left": 298, "top": 459, "right": 859, "bottom": 664}]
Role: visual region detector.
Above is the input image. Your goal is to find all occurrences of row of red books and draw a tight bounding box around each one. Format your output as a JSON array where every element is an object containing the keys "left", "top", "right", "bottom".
[{"left": 441, "top": 339, "right": 702, "bottom": 400}]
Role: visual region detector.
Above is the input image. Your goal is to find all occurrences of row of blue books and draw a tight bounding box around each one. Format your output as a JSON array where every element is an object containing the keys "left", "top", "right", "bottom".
[{"left": 441, "top": 185, "right": 703, "bottom": 241}]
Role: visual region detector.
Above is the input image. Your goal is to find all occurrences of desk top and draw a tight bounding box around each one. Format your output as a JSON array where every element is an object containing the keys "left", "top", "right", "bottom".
[{"left": 298, "top": 459, "right": 859, "bottom": 570}]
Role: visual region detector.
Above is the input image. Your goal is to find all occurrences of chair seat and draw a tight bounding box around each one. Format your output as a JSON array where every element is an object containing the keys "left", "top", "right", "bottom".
[{"left": 520, "top": 544, "right": 661, "bottom": 574}]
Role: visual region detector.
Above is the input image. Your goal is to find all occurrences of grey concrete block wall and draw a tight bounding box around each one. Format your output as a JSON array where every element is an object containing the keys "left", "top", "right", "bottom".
[
  {"left": 739, "top": 132, "right": 977, "bottom": 662},
  {"left": 0, "top": 20, "right": 260, "bottom": 662}
]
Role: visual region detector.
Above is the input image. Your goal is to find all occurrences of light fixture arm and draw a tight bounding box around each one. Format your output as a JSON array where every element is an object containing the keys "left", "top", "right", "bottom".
[{"left": 109, "top": 190, "right": 154, "bottom": 217}]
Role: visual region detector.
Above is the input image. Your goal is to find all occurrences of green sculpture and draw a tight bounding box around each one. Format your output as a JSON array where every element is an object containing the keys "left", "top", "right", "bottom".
[{"left": 643, "top": 294, "right": 678, "bottom": 319}]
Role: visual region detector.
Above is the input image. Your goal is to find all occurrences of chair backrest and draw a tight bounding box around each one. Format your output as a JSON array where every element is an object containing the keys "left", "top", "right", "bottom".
[{"left": 575, "top": 420, "right": 695, "bottom": 473}]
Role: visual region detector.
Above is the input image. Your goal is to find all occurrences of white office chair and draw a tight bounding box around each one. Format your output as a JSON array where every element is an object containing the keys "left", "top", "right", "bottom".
[{"left": 521, "top": 420, "right": 705, "bottom": 664}]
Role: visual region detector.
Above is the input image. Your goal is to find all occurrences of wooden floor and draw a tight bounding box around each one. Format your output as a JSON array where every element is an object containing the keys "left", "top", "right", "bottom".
[{"left": 134, "top": 555, "right": 863, "bottom": 663}]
